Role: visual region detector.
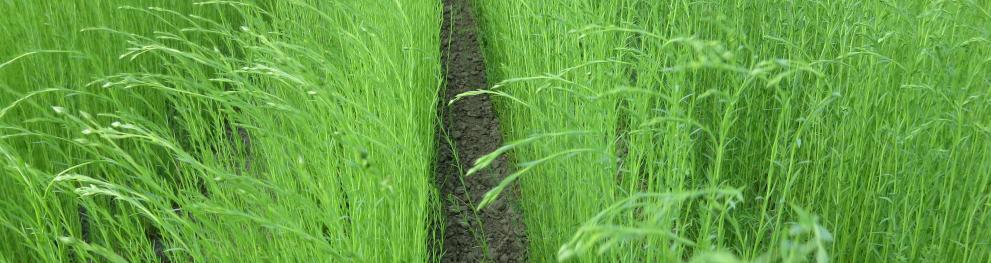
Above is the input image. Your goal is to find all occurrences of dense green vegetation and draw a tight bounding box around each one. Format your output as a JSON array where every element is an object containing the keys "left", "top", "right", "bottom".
[
  {"left": 0, "top": 1, "right": 441, "bottom": 261},
  {"left": 474, "top": 0, "right": 990, "bottom": 262},
  {"left": 2, "top": 0, "right": 989, "bottom": 262}
]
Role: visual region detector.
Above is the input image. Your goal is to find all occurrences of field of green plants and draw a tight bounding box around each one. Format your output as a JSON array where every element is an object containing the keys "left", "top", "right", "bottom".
[{"left": 1, "top": 0, "right": 989, "bottom": 262}]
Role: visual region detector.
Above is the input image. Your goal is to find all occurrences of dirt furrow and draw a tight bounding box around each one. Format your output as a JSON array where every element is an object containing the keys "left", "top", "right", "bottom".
[{"left": 435, "top": 0, "right": 528, "bottom": 262}]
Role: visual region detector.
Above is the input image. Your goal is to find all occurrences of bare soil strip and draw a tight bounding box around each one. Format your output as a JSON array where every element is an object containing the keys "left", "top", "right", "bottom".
[
  {"left": 147, "top": 229, "right": 171, "bottom": 263},
  {"left": 436, "top": 0, "right": 528, "bottom": 262},
  {"left": 78, "top": 207, "right": 90, "bottom": 243}
]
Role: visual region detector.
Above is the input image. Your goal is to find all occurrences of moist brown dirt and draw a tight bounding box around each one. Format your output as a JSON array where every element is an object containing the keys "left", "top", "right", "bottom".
[{"left": 436, "top": 0, "right": 528, "bottom": 262}]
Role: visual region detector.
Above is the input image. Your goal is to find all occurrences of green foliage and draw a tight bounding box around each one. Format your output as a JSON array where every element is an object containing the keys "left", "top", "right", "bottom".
[
  {"left": 472, "top": 0, "right": 991, "bottom": 262},
  {"left": 2, "top": 0, "right": 989, "bottom": 262},
  {"left": 0, "top": 0, "right": 442, "bottom": 261}
]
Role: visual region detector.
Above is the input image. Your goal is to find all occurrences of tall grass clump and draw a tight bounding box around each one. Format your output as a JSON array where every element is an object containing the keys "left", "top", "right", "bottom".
[
  {"left": 473, "top": 0, "right": 990, "bottom": 262},
  {"left": 468, "top": 0, "right": 639, "bottom": 260},
  {"left": 1, "top": 0, "right": 442, "bottom": 262}
]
